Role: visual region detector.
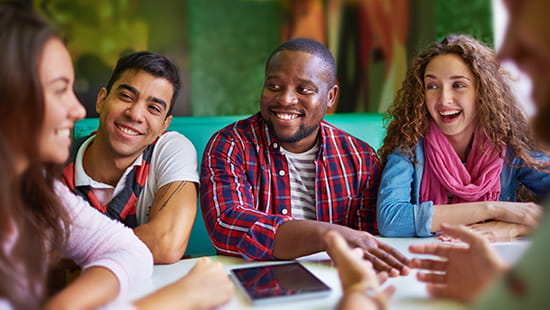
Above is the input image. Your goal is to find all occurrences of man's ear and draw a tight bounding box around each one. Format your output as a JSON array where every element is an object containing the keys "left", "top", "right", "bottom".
[
  {"left": 327, "top": 84, "right": 339, "bottom": 109},
  {"left": 95, "top": 88, "right": 108, "bottom": 114},
  {"left": 162, "top": 114, "right": 173, "bottom": 132}
]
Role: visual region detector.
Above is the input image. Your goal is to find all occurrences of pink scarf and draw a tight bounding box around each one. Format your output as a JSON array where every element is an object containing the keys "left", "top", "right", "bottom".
[{"left": 420, "top": 121, "right": 504, "bottom": 204}]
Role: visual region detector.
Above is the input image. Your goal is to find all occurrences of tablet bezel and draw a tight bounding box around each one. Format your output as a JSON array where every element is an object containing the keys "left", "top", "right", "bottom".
[{"left": 230, "top": 261, "right": 332, "bottom": 305}]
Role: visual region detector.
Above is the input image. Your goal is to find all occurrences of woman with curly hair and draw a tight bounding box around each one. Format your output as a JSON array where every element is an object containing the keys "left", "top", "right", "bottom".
[{"left": 376, "top": 34, "right": 550, "bottom": 240}]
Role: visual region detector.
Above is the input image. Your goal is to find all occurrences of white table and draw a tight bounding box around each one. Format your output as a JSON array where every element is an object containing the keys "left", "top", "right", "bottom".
[{"left": 125, "top": 237, "right": 530, "bottom": 309}]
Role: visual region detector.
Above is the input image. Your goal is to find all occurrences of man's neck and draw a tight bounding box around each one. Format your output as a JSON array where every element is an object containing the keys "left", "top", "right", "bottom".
[{"left": 82, "top": 136, "right": 140, "bottom": 186}]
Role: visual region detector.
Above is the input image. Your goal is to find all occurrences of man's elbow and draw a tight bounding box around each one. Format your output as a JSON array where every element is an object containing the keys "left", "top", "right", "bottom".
[{"left": 152, "top": 239, "right": 188, "bottom": 264}]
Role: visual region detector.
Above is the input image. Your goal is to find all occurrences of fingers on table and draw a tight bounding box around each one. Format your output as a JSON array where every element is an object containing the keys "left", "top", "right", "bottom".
[
  {"left": 378, "top": 242, "right": 410, "bottom": 264},
  {"left": 365, "top": 248, "right": 403, "bottom": 276}
]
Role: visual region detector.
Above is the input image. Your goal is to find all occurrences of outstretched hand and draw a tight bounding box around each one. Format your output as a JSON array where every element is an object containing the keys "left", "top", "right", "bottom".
[
  {"left": 409, "top": 224, "right": 509, "bottom": 303},
  {"left": 325, "top": 230, "right": 395, "bottom": 310}
]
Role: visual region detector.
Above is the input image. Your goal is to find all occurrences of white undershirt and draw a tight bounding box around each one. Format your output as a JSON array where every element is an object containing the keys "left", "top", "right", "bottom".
[{"left": 280, "top": 143, "right": 318, "bottom": 220}]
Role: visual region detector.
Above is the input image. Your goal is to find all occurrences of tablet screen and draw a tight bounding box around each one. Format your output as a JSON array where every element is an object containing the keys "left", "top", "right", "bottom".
[{"left": 231, "top": 262, "right": 331, "bottom": 304}]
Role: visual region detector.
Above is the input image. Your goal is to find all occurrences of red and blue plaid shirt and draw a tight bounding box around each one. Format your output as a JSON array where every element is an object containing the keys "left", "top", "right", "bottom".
[{"left": 200, "top": 113, "right": 380, "bottom": 260}]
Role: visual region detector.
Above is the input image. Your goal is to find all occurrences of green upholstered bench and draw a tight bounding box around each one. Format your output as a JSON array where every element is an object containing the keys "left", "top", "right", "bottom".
[{"left": 73, "top": 113, "right": 386, "bottom": 257}]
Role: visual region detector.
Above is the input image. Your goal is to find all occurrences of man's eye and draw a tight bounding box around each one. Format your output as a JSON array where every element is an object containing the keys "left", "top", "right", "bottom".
[
  {"left": 149, "top": 105, "right": 161, "bottom": 113},
  {"left": 120, "top": 93, "right": 133, "bottom": 101},
  {"left": 299, "top": 87, "right": 317, "bottom": 95}
]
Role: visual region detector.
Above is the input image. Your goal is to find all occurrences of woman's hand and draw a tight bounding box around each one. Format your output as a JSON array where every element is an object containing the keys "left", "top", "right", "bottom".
[
  {"left": 490, "top": 201, "right": 543, "bottom": 228},
  {"left": 439, "top": 220, "right": 531, "bottom": 242},
  {"left": 468, "top": 221, "right": 531, "bottom": 242},
  {"left": 134, "top": 257, "right": 234, "bottom": 310}
]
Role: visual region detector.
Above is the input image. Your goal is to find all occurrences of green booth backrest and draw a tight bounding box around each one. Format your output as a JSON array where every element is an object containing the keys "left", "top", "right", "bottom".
[{"left": 73, "top": 113, "right": 386, "bottom": 257}]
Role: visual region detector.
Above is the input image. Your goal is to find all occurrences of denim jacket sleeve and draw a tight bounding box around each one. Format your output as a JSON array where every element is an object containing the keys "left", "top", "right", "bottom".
[
  {"left": 500, "top": 150, "right": 550, "bottom": 201},
  {"left": 377, "top": 142, "right": 434, "bottom": 237}
]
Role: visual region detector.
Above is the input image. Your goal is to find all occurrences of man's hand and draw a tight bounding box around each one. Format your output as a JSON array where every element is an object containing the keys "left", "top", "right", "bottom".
[
  {"left": 273, "top": 220, "right": 409, "bottom": 276},
  {"left": 409, "top": 224, "right": 509, "bottom": 302},
  {"left": 327, "top": 224, "right": 410, "bottom": 277}
]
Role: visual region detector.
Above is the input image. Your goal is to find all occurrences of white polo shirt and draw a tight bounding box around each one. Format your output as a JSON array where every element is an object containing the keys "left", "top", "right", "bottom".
[{"left": 73, "top": 131, "right": 199, "bottom": 225}]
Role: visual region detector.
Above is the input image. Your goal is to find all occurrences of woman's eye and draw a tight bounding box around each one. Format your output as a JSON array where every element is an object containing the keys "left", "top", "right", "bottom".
[{"left": 55, "top": 87, "right": 68, "bottom": 95}]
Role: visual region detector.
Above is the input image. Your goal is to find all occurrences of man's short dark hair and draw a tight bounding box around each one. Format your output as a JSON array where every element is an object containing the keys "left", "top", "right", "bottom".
[
  {"left": 105, "top": 51, "right": 180, "bottom": 116},
  {"left": 266, "top": 38, "right": 337, "bottom": 86}
]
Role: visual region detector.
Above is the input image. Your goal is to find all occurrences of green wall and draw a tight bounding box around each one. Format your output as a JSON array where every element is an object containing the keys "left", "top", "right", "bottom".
[
  {"left": 31, "top": 0, "right": 493, "bottom": 116},
  {"left": 436, "top": 0, "right": 493, "bottom": 46},
  {"left": 188, "top": 0, "right": 493, "bottom": 116},
  {"left": 189, "top": 0, "right": 281, "bottom": 116}
]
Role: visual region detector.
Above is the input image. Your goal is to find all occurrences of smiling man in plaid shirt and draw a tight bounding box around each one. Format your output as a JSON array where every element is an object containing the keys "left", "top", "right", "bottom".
[{"left": 200, "top": 38, "right": 409, "bottom": 276}]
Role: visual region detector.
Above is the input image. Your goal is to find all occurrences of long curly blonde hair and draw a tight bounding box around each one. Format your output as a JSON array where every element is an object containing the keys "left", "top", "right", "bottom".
[{"left": 378, "top": 34, "right": 547, "bottom": 171}]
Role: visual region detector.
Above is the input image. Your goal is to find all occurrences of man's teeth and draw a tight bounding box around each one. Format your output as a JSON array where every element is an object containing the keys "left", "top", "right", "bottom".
[
  {"left": 55, "top": 129, "right": 70, "bottom": 137},
  {"left": 119, "top": 126, "right": 140, "bottom": 135},
  {"left": 276, "top": 113, "right": 299, "bottom": 120},
  {"left": 440, "top": 110, "right": 460, "bottom": 116}
]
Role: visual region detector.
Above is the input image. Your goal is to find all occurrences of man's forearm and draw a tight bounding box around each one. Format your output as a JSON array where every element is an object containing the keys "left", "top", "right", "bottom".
[{"left": 272, "top": 220, "right": 331, "bottom": 259}]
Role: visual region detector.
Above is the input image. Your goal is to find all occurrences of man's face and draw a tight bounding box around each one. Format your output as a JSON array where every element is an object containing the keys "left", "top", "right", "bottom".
[
  {"left": 499, "top": 0, "right": 550, "bottom": 143},
  {"left": 260, "top": 50, "right": 338, "bottom": 153},
  {"left": 95, "top": 69, "right": 173, "bottom": 160}
]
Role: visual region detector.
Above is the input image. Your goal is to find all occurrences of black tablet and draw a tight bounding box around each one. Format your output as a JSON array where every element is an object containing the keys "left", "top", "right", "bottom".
[{"left": 230, "top": 262, "right": 331, "bottom": 305}]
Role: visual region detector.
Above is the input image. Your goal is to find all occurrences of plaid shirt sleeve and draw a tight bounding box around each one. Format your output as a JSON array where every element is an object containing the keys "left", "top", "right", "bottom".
[
  {"left": 200, "top": 126, "right": 292, "bottom": 261},
  {"left": 316, "top": 125, "right": 380, "bottom": 234},
  {"left": 353, "top": 147, "right": 380, "bottom": 233}
]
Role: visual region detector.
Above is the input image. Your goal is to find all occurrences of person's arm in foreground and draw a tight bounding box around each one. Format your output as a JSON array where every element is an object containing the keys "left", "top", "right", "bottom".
[
  {"left": 134, "top": 257, "right": 233, "bottom": 310},
  {"left": 44, "top": 267, "right": 119, "bottom": 310},
  {"left": 325, "top": 230, "right": 395, "bottom": 310},
  {"left": 48, "top": 183, "right": 153, "bottom": 309},
  {"left": 409, "top": 224, "right": 509, "bottom": 302},
  {"left": 134, "top": 181, "right": 197, "bottom": 264}
]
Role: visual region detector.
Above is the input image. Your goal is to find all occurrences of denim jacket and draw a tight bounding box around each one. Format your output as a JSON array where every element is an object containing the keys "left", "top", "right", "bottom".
[{"left": 377, "top": 141, "right": 550, "bottom": 237}]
